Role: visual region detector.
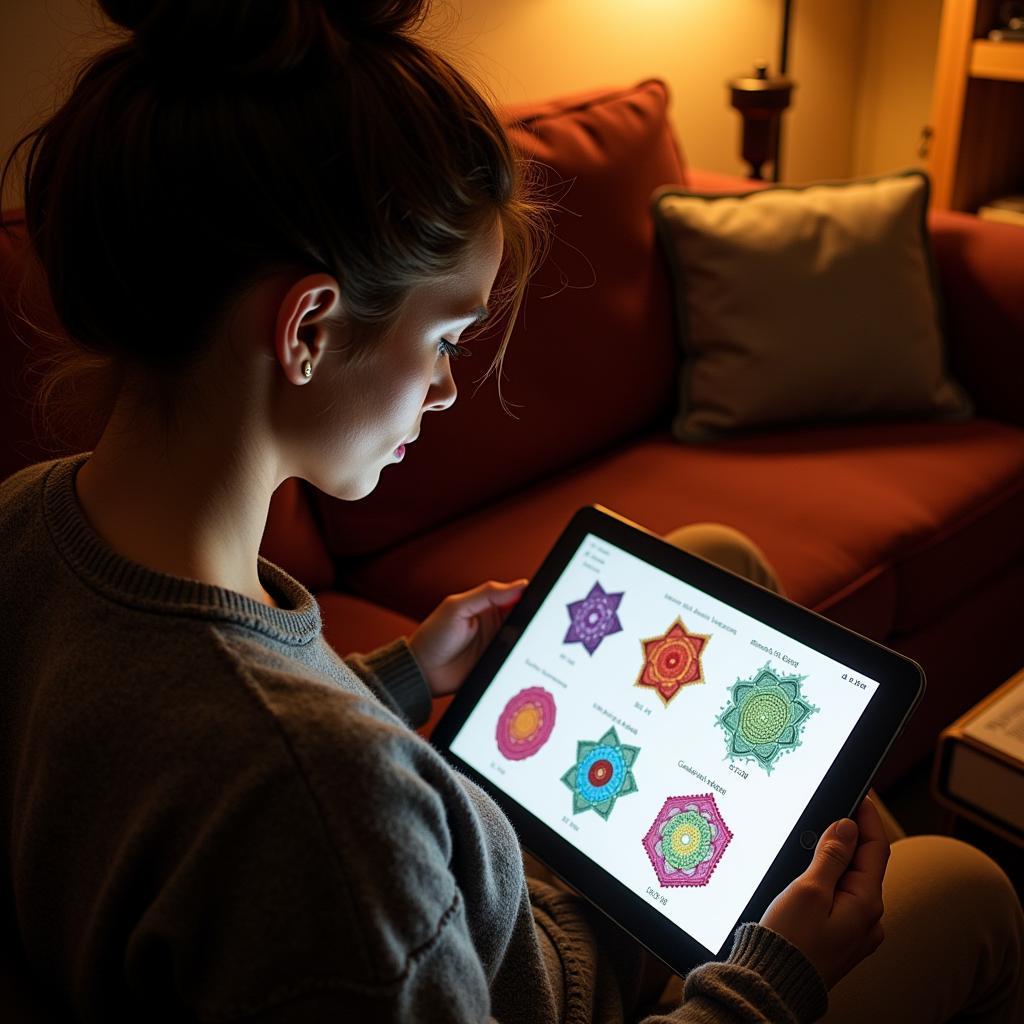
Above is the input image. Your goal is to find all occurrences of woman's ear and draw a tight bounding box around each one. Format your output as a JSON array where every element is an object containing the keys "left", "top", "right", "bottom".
[{"left": 274, "top": 273, "right": 342, "bottom": 385}]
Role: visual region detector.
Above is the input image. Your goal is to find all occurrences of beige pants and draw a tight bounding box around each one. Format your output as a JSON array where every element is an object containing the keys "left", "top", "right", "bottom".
[{"left": 661, "top": 523, "right": 1024, "bottom": 1023}]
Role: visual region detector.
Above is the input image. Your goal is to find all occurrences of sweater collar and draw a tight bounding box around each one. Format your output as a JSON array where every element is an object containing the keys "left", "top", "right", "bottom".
[{"left": 43, "top": 454, "right": 322, "bottom": 645}]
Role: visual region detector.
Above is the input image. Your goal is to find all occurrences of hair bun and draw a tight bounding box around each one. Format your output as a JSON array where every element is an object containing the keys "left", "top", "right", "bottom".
[
  {"left": 332, "top": 0, "right": 429, "bottom": 36},
  {"left": 101, "top": 0, "right": 430, "bottom": 79},
  {"left": 99, "top": 0, "right": 157, "bottom": 33}
]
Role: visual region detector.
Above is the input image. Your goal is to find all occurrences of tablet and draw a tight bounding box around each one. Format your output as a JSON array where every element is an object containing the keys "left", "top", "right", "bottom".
[{"left": 431, "top": 506, "right": 925, "bottom": 974}]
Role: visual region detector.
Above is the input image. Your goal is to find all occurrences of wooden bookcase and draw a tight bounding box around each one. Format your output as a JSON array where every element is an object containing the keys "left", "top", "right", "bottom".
[{"left": 929, "top": 0, "right": 1024, "bottom": 211}]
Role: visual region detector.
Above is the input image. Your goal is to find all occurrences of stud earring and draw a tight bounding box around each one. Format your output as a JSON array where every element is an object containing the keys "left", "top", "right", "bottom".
[{"left": 302, "top": 359, "right": 313, "bottom": 380}]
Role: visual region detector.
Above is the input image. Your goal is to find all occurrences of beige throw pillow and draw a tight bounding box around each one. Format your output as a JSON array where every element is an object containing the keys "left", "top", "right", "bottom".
[{"left": 652, "top": 172, "right": 972, "bottom": 440}]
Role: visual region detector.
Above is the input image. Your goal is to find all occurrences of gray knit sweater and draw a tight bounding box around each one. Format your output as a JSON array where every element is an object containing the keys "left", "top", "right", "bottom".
[{"left": 0, "top": 456, "right": 828, "bottom": 1022}]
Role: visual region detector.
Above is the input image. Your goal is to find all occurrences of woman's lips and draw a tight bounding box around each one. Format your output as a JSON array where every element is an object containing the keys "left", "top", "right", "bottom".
[{"left": 394, "top": 433, "right": 417, "bottom": 460}]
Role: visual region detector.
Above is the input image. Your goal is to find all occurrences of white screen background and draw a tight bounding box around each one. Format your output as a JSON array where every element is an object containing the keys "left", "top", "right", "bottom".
[{"left": 449, "top": 533, "right": 879, "bottom": 953}]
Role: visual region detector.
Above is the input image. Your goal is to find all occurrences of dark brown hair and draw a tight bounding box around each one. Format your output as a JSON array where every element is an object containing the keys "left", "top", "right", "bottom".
[{"left": 1, "top": 0, "right": 548, "bottom": 438}]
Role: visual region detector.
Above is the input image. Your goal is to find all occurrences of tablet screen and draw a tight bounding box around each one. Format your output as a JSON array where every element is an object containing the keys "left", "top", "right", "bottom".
[{"left": 448, "top": 532, "right": 880, "bottom": 955}]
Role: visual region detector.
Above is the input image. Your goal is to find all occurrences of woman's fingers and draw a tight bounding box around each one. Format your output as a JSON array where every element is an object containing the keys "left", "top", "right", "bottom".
[
  {"left": 838, "top": 797, "right": 891, "bottom": 903},
  {"left": 446, "top": 579, "right": 528, "bottom": 620},
  {"left": 758, "top": 800, "right": 892, "bottom": 989},
  {"left": 410, "top": 581, "right": 528, "bottom": 696},
  {"left": 805, "top": 818, "right": 859, "bottom": 893}
]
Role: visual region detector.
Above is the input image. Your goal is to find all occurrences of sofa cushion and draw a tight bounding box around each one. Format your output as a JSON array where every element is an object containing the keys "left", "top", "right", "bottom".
[
  {"left": 879, "top": 556, "right": 1024, "bottom": 786},
  {"left": 340, "top": 420, "right": 1024, "bottom": 646},
  {"left": 260, "top": 480, "right": 336, "bottom": 594},
  {"left": 651, "top": 172, "right": 972, "bottom": 440},
  {"left": 682, "top": 169, "right": 771, "bottom": 195},
  {"left": 311, "top": 79, "right": 687, "bottom": 562},
  {"left": 319, "top": 590, "right": 417, "bottom": 659},
  {"left": 929, "top": 209, "right": 1024, "bottom": 428}
]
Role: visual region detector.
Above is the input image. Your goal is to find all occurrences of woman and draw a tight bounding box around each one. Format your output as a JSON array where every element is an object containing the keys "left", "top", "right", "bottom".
[{"left": 1, "top": 1, "right": 1021, "bottom": 1021}]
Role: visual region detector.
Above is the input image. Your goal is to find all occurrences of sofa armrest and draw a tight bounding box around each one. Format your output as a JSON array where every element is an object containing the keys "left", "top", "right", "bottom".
[
  {"left": 681, "top": 168, "right": 771, "bottom": 194},
  {"left": 928, "top": 209, "right": 1024, "bottom": 426}
]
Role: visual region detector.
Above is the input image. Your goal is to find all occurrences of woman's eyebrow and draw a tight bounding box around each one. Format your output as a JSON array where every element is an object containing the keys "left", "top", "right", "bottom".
[{"left": 443, "top": 304, "right": 489, "bottom": 328}]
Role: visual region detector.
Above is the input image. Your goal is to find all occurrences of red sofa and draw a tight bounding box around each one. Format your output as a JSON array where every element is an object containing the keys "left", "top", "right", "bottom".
[{"left": 3, "top": 79, "right": 1023, "bottom": 787}]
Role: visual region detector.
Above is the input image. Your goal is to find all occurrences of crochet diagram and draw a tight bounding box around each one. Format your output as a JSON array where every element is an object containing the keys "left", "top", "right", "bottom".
[
  {"left": 716, "top": 663, "right": 818, "bottom": 774},
  {"left": 635, "top": 617, "right": 711, "bottom": 706},
  {"left": 495, "top": 687, "right": 557, "bottom": 761},
  {"left": 561, "top": 726, "right": 640, "bottom": 819},
  {"left": 564, "top": 581, "right": 624, "bottom": 656},
  {"left": 642, "top": 794, "right": 732, "bottom": 887}
]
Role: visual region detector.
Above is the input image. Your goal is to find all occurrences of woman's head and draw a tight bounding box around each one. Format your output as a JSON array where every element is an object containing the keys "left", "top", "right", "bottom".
[
  {"left": 262, "top": 214, "right": 505, "bottom": 498},
  {"left": 3, "top": 0, "right": 545, "bottom": 493}
]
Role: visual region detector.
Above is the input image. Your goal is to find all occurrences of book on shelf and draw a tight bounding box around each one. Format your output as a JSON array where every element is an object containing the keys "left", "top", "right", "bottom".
[
  {"left": 933, "top": 667, "right": 1024, "bottom": 845},
  {"left": 978, "top": 194, "right": 1024, "bottom": 227},
  {"left": 979, "top": 205, "right": 1024, "bottom": 226}
]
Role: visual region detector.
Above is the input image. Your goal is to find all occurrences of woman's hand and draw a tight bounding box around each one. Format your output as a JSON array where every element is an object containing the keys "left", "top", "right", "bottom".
[
  {"left": 759, "top": 795, "right": 890, "bottom": 989},
  {"left": 409, "top": 579, "right": 529, "bottom": 697}
]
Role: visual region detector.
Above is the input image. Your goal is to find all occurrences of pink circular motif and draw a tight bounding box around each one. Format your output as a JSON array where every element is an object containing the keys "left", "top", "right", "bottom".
[{"left": 496, "top": 687, "right": 557, "bottom": 761}]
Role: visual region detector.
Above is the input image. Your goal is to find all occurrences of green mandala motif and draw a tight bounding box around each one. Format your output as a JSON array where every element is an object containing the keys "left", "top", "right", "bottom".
[
  {"left": 560, "top": 726, "right": 640, "bottom": 820},
  {"left": 716, "top": 663, "right": 818, "bottom": 774},
  {"left": 661, "top": 809, "right": 713, "bottom": 871}
]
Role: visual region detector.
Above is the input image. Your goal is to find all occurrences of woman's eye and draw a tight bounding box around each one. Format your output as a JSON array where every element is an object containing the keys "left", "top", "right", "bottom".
[{"left": 439, "top": 339, "right": 471, "bottom": 360}]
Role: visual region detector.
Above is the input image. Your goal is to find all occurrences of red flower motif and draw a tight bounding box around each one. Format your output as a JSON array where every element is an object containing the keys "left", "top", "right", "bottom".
[{"left": 636, "top": 618, "right": 711, "bottom": 706}]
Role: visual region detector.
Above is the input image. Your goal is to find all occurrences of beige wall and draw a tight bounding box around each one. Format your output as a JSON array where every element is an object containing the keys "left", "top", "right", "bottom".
[
  {"left": 1, "top": 0, "right": 113, "bottom": 206},
  {"left": 429, "top": 0, "right": 944, "bottom": 185},
  {"left": 424, "top": 0, "right": 781, "bottom": 180},
  {"left": 850, "top": 0, "right": 945, "bottom": 179},
  {"left": 1, "top": 0, "right": 944, "bottom": 207},
  {"left": 781, "top": 0, "right": 868, "bottom": 182}
]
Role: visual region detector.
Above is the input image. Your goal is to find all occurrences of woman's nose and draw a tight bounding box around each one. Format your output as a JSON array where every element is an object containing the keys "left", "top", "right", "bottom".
[{"left": 426, "top": 359, "right": 457, "bottom": 412}]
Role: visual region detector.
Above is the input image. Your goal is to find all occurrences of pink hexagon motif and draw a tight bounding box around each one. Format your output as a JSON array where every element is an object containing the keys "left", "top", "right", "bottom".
[
  {"left": 642, "top": 794, "right": 732, "bottom": 887},
  {"left": 496, "top": 687, "right": 557, "bottom": 761}
]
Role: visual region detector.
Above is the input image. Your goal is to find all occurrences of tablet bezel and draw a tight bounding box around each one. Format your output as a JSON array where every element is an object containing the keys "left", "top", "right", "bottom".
[{"left": 430, "top": 505, "right": 925, "bottom": 975}]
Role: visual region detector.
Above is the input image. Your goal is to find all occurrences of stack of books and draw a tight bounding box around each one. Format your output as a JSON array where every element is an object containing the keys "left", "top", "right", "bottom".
[{"left": 933, "top": 667, "right": 1024, "bottom": 846}]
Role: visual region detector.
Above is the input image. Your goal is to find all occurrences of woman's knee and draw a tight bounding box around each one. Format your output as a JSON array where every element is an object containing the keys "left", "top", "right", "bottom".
[
  {"left": 890, "top": 835, "right": 1015, "bottom": 897},
  {"left": 887, "top": 835, "right": 1023, "bottom": 949},
  {"left": 661, "top": 523, "right": 782, "bottom": 594},
  {"left": 826, "top": 837, "right": 1023, "bottom": 1022}
]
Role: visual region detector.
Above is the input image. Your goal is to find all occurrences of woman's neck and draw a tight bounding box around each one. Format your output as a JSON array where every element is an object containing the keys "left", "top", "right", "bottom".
[{"left": 74, "top": 389, "right": 280, "bottom": 607}]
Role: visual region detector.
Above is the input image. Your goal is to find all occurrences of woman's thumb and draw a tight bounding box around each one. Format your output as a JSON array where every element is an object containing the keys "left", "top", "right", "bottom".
[
  {"left": 493, "top": 579, "right": 529, "bottom": 608},
  {"left": 807, "top": 818, "right": 858, "bottom": 891},
  {"left": 453, "top": 579, "right": 528, "bottom": 617}
]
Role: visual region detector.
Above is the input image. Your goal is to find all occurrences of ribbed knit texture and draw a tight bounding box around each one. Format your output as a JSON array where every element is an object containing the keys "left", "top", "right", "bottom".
[
  {"left": 686, "top": 924, "right": 829, "bottom": 1022},
  {"left": 0, "top": 456, "right": 827, "bottom": 1022},
  {"left": 360, "top": 638, "right": 434, "bottom": 730},
  {"left": 43, "top": 454, "right": 323, "bottom": 642}
]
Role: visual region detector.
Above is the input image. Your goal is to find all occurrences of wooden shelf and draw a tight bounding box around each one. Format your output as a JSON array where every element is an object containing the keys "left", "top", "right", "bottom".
[
  {"left": 930, "top": 1, "right": 1024, "bottom": 209},
  {"left": 970, "top": 39, "right": 1024, "bottom": 81}
]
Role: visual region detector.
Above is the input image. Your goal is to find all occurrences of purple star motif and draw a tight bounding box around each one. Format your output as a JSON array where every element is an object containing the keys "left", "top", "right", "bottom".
[{"left": 564, "top": 582, "right": 624, "bottom": 656}]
